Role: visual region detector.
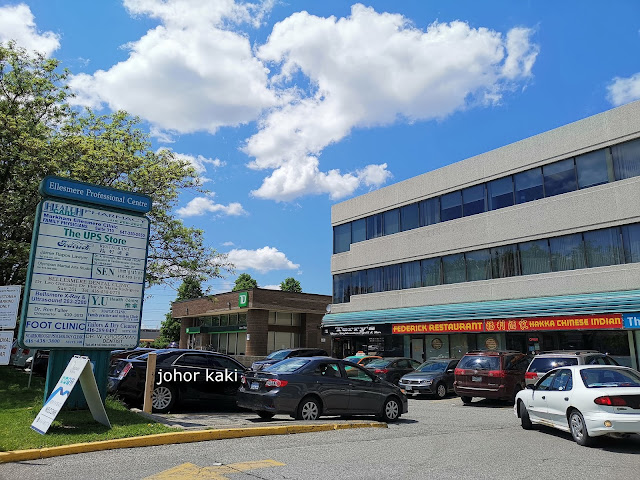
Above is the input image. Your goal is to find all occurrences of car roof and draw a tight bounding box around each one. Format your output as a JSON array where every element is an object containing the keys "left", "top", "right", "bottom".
[
  {"left": 548, "top": 365, "right": 633, "bottom": 372},
  {"left": 463, "top": 350, "right": 523, "bottom": 356},
  {"left": 534, "top": 350, "right": 605, "bottom": 357}
]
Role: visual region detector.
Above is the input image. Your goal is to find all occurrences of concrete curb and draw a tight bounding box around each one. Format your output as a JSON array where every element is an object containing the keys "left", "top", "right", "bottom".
[{"left": 0, "top": 422, "right": 387, "bottom": 464}]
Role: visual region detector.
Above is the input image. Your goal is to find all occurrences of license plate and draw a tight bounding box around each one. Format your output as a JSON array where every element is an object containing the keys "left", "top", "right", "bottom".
[
  {"left": 405, "top": 385, "right": 412, "bottom": 391},
  {"left": 472, "top": 376, "right": 482, "bottom": 382},
  {"left": 250, "top": 382, "right": 259, "bottom": 390}
]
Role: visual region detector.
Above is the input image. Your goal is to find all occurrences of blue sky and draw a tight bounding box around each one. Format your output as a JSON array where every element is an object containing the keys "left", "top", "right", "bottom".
[{"left": 2, "top": 1, "right": 640, "bottom": 328}]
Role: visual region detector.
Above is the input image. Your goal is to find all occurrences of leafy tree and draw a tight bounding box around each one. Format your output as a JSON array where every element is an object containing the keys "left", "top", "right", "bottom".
[
  {"left": 232, "top": 273, "right": 258, "bottom": 291},
  {"left": 0, "top": 42, "right": 232, "bottom": 287},
  {"left": 280, "top": 277, "right": 302, "bottom": 293},
  {"left": 155, "top": 276, "right": 204, "bottom": 346}
]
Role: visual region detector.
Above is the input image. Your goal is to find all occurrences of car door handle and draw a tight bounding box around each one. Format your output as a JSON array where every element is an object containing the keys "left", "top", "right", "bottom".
[
  {"left": 564, "top": 397, "right": 569, "bottom": 401},
  {"left": 541, "top": 396, "right": 545, "bottom": 400}
]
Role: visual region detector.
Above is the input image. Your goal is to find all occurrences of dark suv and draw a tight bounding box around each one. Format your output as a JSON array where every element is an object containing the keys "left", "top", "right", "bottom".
[
  {"left": 454, "top": 350, "right": 530, "bottom": 404},
  {"left": 250, "top": 348, "right": 329, "bottom": 371}
]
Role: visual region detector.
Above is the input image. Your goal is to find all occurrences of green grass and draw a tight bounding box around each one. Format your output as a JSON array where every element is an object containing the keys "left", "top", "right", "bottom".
[{"left": 0, "top": 367, "right": 180, "bottom": 452}]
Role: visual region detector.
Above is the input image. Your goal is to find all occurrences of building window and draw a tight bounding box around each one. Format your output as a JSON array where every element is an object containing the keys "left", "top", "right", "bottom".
[
  {"left": 276, "top": 312, "right": 293, "bottom": 326},
  {"left": 487, "top": 176, "right": 514, "bottom": 211},
  {"left": 237, "top": 333, "right": 246, "bottom": 355},
  {"left": 268, "top": 311, "right": 276, "bottom": 325},
  {"left": 622, "top": 224, "right": 640, "bottom": 263},
  {"left": 333, "top": 222, "right": 351, "bottom": 254},
  {"left": 543, "top": 158, "right": 577, "bottom": 197},
  {"left": 383, "top": 264, "right": 401, "bottom": 291},
  {"left": 229, "top": 314, "right": 238, "bottom": 326},
  {"left": 612, "top": 137, "right": 640, "bottom": 180},
  {"left": 366, "top": 267, "right": 383, "bottom": 293},
  {"left": 419, "top": 197, "right": 440, "bottom": 226},
  {"left": 219, "top": 333, "right": 227, "bottom": 354},
  {"left": 220, "top": 315, "right": 229, "bottom": 326},
  {"left": 491, "top": 244, "right": 520, "bottom": 278},
  {"left": 519, "top": 239, "right": 551, "bottom": 275},
  {"left": 292, "top": 313, "right": 301, "bottom": 326},
  {"left": 583, "top": 227, "right": 623, "bottom": 268},
  {"left": 227, "top": 333, "right": 237, "bottom": 355},
  {"left": 465, "top": 249, "right": 492, "bottom": 281},
  {"left": 443, "top": 253, "right": 466, "bottom": 284},
  {"left": 366, "top": 213, "right": 383, "bottom": 239},
  {"left": 383, "top": 209, "right": 400, "bottom": 235},
  {"left": 401, "top": 261, "right": 421, "bottom": 289},
  {"left": 400, "top": 203, "right": 420, "bottom": 232},
  {"left": 239, "top": 314, "right": 247, "bottom": 326},
  {"left": 576, "top": 149, "right": 609, "bottom": 189},
  {"left": 550, "top": 233, "right": 586, "bottom": 271},
  {"left": 352, "top": 218, "right": 366, "bottom": 243},
  {"left": 351, "top": 270, "right": 367, "bottom": 296},
  {"left": 440, "top": 191, "right": 462, "bottom": 222},
  {"left": 462, "top": 184, "right": 486, "bottom": 217},
  {"left": 514, "top": 168, "right": 544, "bottom": 204},
  {"left": 333, "top": 273, "right": 351, "bottom": 303},
  {"left": 421, "top": 257, "right": 442, "bottom": 286}
]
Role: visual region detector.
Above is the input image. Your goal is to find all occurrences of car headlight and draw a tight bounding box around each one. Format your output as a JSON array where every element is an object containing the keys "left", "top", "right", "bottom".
[{"left": 421, "top": 379, "right": 433, "bottom": 385}]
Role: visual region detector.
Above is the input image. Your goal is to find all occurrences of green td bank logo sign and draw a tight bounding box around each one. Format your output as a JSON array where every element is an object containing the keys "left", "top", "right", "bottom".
[{"left": 238, "top": 292, "right": 248, "bottom": 308}]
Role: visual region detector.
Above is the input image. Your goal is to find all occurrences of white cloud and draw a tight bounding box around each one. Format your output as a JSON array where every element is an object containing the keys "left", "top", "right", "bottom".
[
  {"left": 176, "top": 195, "right": 247, "bottom": 217},
  {"left": 0, "top": 4, "right": 60, "bottom": 56},
  {"left": 68, "top": 0, "right": 279, "bottom": 134},
  {"left": 261, "top": 284, "right": 281, "bottom": 290},
  {"left": 226, "top": 246, "right": 299, "bottom": 273},
  {"left": 607, "top": 72, "right": 640, "bottom": 106},
  {"left": 222, "top": 241, "right": 235, "bottom": 247},
  {"left": 246, "top": 4, "right": 538, "bottom": 201},
  {"left": 165, "top": 150, "right": 226, "bottom": 183}
]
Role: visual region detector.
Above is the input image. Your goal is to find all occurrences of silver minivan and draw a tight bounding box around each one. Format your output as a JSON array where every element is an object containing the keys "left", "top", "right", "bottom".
[{"left": 524, "top": 350, "right": 619, "bottom": 386}]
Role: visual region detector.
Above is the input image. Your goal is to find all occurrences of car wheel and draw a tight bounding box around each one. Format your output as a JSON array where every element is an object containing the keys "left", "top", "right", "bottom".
[
  {"left": 257, "top": 411, "right": 275, "bottom": 419},
  {"left": 152, "top": 385, "right": 177, "bottom": 413},
  {"left": 379, "top": 397, "right": 401, "bottom": 422},
  {"left": 510, "top": 385, "right": 522, "bottom": 405},
  {"left": 460, "top": 396, "right": 472, "bottom": 404},
  {"left": 296, "top": 397, "right": 321, "bottom": 421},
  {"left": 569, "top": 410, "right": 594, "bottom": 447},
  {"left": 519, "top": 401, "right": 533, "bottom": 430},
  {"left": 435, "top": 382, "right": 447, "bottom": 399}
]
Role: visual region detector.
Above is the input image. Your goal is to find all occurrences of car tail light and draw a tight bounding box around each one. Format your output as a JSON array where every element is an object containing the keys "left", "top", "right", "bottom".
[
  {"left": 23, "top": 349, "right": 30, "bottom": 355},
  {"left": 265, "top": 379, "right": 288, "bottom": 388},
  {"left": 11, "top": 347, "right": 17, "bottom": 355},
  {"left": 454, "top": 368, "right": 464, "bottom": 376},
  {"left": 241, "top": 375, "right": 246, "bottom": 384},
  {"left": 525, "top": 372, "right": 538, "bottom": 379},
  {"left": 374, "top": 369, "right": 389, "bottom": 374},
  {"left": 117, "top": 363, "right": 132, "bottom": 380},
  {"left": 594, "top": 396, "right": 627, "bottom": 406},
  {"left": 487, "top": 370, "right": 506, "bottom": 378}
]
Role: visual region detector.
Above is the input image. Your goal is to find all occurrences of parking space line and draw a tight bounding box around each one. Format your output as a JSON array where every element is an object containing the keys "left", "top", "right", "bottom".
[{"left": 143, "top": 459, "right": 286, "bottom": 480}]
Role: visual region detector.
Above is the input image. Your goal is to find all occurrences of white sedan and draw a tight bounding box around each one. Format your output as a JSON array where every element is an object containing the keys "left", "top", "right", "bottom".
[{"left": 514, "top": 365, "right": 640, "bottom": 446}]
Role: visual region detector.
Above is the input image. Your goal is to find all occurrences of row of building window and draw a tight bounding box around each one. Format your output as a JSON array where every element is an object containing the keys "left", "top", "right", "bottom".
[
  {"left": 333, "top": 137, "right": 640, "bottom": 254},
  {"left": 333, "top": 223, "right": 640, "bottom": 303},
  {"left": 196, "top": 313, "right": 247, "bottom": 327}
]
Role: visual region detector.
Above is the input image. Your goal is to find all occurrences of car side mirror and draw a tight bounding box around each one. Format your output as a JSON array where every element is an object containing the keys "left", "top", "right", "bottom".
[{"left": 446, "top": 369, "right": 454, "bottom": 374}]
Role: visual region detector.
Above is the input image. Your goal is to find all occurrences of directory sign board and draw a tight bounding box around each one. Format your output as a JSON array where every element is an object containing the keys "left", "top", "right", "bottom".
[
  {"left": 19, "top": 178, "right": 151, "bottom": 350},
  {"left": 0, "top": 331, "right": 12, "bottom": 365},
  {"left": 0, "top": 285, "right": 21, "bottom": 329}
]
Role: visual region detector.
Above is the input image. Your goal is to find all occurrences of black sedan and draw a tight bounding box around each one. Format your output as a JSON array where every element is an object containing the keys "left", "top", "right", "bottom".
[
  {"left": 237, "top": 357, "right": 408, "bottom": 422},
  {"left": 398, "top": 358, "right": 459, "bottom": 398},
  {"left": 107, "top": 349, "right": 247, "bottom": 413},
  {"left": 365, "top": 357, "right": 422, "bottom": 385}
]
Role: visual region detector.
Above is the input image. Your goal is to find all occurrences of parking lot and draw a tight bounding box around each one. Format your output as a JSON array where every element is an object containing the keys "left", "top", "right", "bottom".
[{"left": 3, "top": 393, "right": 640, "bottom": 479}]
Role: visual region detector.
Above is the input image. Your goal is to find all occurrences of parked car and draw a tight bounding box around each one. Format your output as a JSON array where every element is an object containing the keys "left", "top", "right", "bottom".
[
  {"left": 9, "top": 341, "right": 34, "bottom": 368},
  {"left": 109, "top": 347, "right": 156, "bottom": 367},
  {"left": 524, "top": 350, "right": 619, "bottom": 387},
  {"left": 515, "top": 365, "right": 640, "bottom": 446},
  {"left": 250, "top": 348, "right": 329, "bottom": 371},
  {"left": 399, "top": 358, "right": 460, "bottom": 398},
  {"left": 343, "top": 354, "right": 382, "bottom": 366},
  {"left": 25, "top": 349, "right": 49, "bottom": 377},
  {"left": 454, "top": 350, "right": 530, "bottom": 403},
  {"left": 364, "top": 357, "right": 422, "bottom": 385},
  {"left": 237, "top": 357, "right": 408, "bottom": 422},
  {"left": 107, "top": 349, "right": 248, "bottom": 413}
]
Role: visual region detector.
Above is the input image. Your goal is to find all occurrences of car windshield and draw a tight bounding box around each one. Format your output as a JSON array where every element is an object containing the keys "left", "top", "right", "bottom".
[
  {"left": 457, "top": 356, "right": 500, "bottom": 370},
  {"left": 528, "top": 357, "right": 578, "bottom": 373},
  {"left": 366, "top": 359, "right": 391, "bottom": 368},
  {"left": 580, "top": 368, "right": 640, "bottom": 388},
  {"left": 343, "top": 356, "right": 362, "bottom": 363},
  {"left": 264, "top": 358, "right": 309, "bottom": 373},
  {"left": 266, "top": 350, "right": 291, "bottom": 360},
  {"left": 416, "top": 361, "right": 449, "bottom": 373}
]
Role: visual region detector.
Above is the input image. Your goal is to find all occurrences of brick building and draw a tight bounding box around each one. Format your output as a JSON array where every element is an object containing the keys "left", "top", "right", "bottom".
[{"left": 171, "top": 288, "right": 332, "bottom": 361}]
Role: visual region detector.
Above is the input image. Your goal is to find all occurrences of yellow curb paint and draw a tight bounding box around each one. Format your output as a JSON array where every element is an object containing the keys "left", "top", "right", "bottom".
[
  {"left": 0, "top": 422, "right": 387, "bottom": 464},
  {"left": 144, "top": 459, "right": 286, "bottom": 480}
]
